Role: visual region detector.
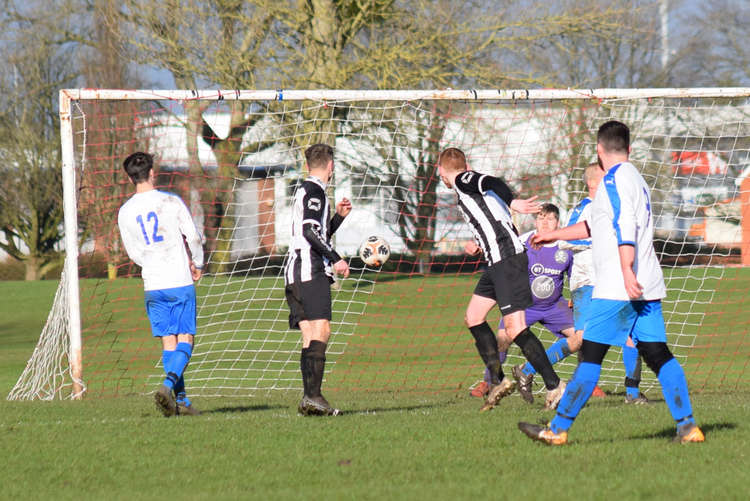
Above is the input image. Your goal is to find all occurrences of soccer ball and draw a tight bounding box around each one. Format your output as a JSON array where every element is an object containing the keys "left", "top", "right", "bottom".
[{"left": 359, "top": 236, "right": 390, "bottom": 267}]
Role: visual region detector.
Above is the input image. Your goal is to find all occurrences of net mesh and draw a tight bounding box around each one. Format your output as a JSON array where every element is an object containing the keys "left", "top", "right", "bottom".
[{"left": 8, "top": 91, "right": 750, "bottom": 400}]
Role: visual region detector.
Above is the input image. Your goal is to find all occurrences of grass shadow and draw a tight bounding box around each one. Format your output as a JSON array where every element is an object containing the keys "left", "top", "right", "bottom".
[
  {"left": 347, "top": 401, "right": 455, "bottom": 414},
  {"left": 204, "top": 404, "right": 287, "bottom": 414},
  {"left": 629, "top": 421, "right": 737, "bottom": 441}
]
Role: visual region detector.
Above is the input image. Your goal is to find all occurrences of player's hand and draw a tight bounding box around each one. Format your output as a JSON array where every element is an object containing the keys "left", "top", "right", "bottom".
[
  {"left": 529, "top": 232, "right": 553, "bottom": 249},
  {"left": 336, "top": 198, "right": 352, "bottom": 218},
  {"left": 622, "top": 268, "right": 643, "bottom": 299},
  {"left": 464, "top": 240, "right": 481, "bottom": 256},
  {"left": 333, "top": 259, "right": 350, "bottom": 278},
  {"left": 510, "top": 196, "right": 542, "bottom": 215},
  {"left": 190, "top": 263, "right": 202, "bottom": 281}
]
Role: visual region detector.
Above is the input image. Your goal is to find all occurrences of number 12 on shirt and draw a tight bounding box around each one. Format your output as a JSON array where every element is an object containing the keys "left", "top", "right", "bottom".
[{"left": 136, "top": 211, "right": 164, "bottom": 245}]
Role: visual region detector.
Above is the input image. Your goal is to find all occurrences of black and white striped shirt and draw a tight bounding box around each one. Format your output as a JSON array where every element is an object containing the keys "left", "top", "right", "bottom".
[
  {"left": 285, "top": 176, "right": 344, "bottom": 284},
  {"left": 453, "top": 170, "right": 524, "bottom": 266}
]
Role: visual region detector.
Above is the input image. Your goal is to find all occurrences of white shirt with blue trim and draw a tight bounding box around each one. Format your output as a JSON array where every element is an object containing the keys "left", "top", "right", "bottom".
[
  {"left": 118, "top": 189, "right": 204, "bottom": 291},
  {"left": 559, "top": 197, "right": 595, "bottom": 291},
  {"left": 590, "top": 162, "right": 666, "bottom": 301}
]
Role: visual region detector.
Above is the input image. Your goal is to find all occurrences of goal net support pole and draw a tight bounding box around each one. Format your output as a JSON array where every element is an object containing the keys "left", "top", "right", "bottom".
[{"left": 59, "top": 90, "right": 84, "bottom": 399}]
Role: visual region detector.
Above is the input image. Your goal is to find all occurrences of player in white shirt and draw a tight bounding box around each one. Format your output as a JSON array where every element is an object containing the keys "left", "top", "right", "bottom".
[
  {"left": 562, "top": 162, "right": 647, "bottom": 403},
  {"left": 519, "top": 121, "right": 704, "bottom": 445},
  {"left": 118, "top": 152, "right": 204, "bottom": 417}
]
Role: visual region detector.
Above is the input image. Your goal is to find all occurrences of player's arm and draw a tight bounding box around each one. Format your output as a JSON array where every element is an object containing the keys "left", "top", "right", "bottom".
[
  {"left": 608, "top": 176, "right": 641, "bottom": 298},
  {"left": 176, "top": 198, "right": 205, "bottom": 273},
  {"left": 478, "top": 175, "right": 515, "bottom": 205},
  {"left": 530, "top": 221, "right": 590, "bottom": 248},
  {"left": 329, "top": 197, "right": 351, "bottom": 236},
  {"left": 559, "top": 199, "right": 591, "bottom": 251},
  {"left": 301, "top": 190, "right": 347, "bottom": 276},
  {"left": 618, "top": 244, "right": 642, "bottom": 299},
  {"left": 117, "top": 210, "right": 145, "bottom": 266},
  {"left": 478, "top": 175, "right": 540, "bottom": 215}
]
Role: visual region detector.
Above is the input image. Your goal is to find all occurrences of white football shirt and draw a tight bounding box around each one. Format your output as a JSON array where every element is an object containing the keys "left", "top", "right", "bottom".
[
  {"left": 559, "top": 197, "right": 595, "bottom": 291},
  {"left": 590, "top": 162, "right": 666, "bottom": 301},
  {"left": 118, "top": 190, "right": 204, "bottom": 291}
]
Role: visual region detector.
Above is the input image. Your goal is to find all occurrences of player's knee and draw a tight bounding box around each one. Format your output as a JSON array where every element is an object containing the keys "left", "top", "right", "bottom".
[
  {"left": 636, "top": 341, "right": 674, "bottom": 375},
  {"left": 580, "top": 339, "right": 609, "bottom": 365},
  {"left": 318, "top": 323, "right": 331, "bottom": 342},
  {"left": 496, "top": 330, "right": 512, "bottom": 352},
  {"left": 464, "top": 311, "right": 483, "bottom": 328},
  {"left": 568, "top": 331, "right": 583, "bottom": 352}
]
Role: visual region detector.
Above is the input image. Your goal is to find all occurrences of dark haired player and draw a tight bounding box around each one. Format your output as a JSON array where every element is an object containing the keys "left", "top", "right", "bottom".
[
  {"left": 438, "top": 147, "right": 566, "bottom": 412},
  {"left": 562, "top": 162, "right": 648, "bottom": 404},
  {"left": 519, "top": 121, "right": 704, "bottom": 445},
  {"left": 285, "top": 143, "right": 351, "bottom": 416},
  {"left": 117, "top": 152, "right": 204, "bottom": 417}
]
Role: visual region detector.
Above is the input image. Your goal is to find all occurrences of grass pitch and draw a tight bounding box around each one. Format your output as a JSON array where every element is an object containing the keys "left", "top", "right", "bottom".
[{"left": 1, "top": 277, "right": 748, "bottom": 500}]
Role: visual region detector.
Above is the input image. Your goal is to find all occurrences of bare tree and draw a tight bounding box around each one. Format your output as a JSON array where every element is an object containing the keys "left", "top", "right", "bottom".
[
  {"left": 0, "top": 2, "right": 78, "bottom": 280},
  {"left": 76, "top": 0, "right": 150, "bottom": 279},
  {"left": 108, "top": 1, "right": 662, "bottom": 270},
  {"left": 671, "top": 0, "right": 750, "bottom": 87}
]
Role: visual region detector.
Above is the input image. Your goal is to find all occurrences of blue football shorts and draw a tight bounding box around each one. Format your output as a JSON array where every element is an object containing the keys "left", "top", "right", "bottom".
[
  {"left": 583, "top": 298, "right": 666, "bottom": 347},
  {"left": 144, "top": 284, "right": 197, "bottom": 337},
  {"left": 571, "top": 285, "right": 593, "bottom": 332}
]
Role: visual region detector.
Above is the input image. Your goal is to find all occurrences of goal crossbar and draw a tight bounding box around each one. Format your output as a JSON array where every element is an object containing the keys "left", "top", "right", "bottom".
[{"left": 62, "top": 87, "right": 750, "bottom": 103}]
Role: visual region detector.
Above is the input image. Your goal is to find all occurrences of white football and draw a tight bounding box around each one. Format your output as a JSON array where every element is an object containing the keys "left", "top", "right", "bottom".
[{"left": 359, "top": 236, "right": 391, "bottom": 267}]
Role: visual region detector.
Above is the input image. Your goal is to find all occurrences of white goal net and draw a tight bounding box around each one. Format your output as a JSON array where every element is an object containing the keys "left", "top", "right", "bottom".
[{"left": 8, "top": 88, "right": 750, "bottom": 400}]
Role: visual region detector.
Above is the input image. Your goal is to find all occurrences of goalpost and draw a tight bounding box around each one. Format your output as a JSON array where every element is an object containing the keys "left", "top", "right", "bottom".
[{"left": 8, "top": 88, "right": 750, "bottom": 400}]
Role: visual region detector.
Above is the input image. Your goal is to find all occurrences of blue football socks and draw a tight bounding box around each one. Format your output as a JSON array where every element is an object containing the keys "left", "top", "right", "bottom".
[
  {"left": 657, "top": 358, "right": 695, "bottom": 426},
  {"left": 162, "top": 349, "right": 174, "bottom": 374},
  {"left": 622, "top": 345, "right": 640, "bottom": 398},
  {"left": 550, "top": 361, "right": 601, "bottom": 433},
  {"left": 163, "top": 342, "right": 193, "bottom": 390},
  {"left": 523, "top": 338, "right": 573, "bottom": 376}
]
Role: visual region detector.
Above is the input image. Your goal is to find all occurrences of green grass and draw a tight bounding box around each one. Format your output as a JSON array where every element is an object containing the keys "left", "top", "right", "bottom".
[{"left": 1, "top": 274, "right": 749, "bottom": 499}]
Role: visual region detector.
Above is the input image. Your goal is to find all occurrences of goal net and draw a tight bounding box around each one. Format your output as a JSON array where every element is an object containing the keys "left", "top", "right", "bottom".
[{"left": 8, "top": 88, "right": 750, "bottom": 400}]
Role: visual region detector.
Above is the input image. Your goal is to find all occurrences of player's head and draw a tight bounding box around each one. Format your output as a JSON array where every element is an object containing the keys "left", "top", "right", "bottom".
[
  {"left": 305, "top": 143, "right": 334, "bottom": 182},
  {"left": 596, "top": 121, "right": 630, "bottom": 168},
  {"left": 123, "top": 152, "right": 154, "bottom": 185},
  {"left": 437, "top": 147, "right": 467, "bottom": 188},
  {"left": 535, "top": 203, "right": 560, "bottom": 233},
  {"left": 584, "top": 161, "right": 605, "bottom": 197}
]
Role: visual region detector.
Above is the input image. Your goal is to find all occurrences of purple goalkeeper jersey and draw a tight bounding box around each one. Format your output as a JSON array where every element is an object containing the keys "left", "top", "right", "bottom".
[{"left": 522, "top": 231, "right": 573, "bottom": 308}]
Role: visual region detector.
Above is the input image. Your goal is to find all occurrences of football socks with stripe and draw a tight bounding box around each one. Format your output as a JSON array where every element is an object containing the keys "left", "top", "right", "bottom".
[{"left": 163, "top": 342, "right": 193, "bottom": 390}]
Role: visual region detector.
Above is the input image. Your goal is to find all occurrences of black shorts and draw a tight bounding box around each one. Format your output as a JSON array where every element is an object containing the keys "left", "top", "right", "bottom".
[
  {"left": 285, "top": 273, "right": 332, "bottom": 329},
  {"left": 474, "top": 251, "right": 533, "bottom": 316}
]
